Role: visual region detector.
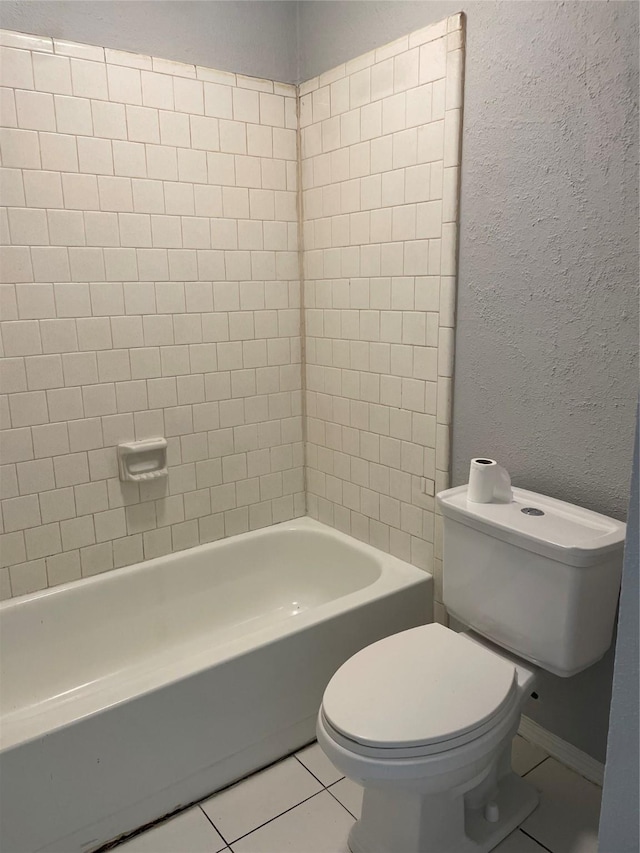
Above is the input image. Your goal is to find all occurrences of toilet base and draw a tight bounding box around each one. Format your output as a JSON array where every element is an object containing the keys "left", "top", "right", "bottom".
[{"left": 347, "top": 771, "right": 539, "bottom": 853}]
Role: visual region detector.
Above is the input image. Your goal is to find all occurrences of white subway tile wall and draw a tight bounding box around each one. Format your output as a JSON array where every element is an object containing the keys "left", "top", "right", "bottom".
[
  {"left": 301, "top": 14, "right": 463, "bottom": 612},
  {"left": 0, "top": 31, "right": 303, "bottom": 598},
  {"left": 0, "top": 18, "right": 463, "bottom": 604}
]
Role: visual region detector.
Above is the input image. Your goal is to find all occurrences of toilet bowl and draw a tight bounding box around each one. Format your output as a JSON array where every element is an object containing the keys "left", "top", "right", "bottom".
[
  {"left": 317, "top": 624, "right": 539, "bottom": 853},
  {"left": 317, "top": 485, "right": 626, "bottom": 853}
]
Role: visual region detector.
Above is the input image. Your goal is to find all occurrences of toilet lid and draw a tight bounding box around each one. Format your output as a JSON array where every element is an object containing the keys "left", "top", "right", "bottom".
[{"left": 322, "top": 624, "right": 518, "bottom": 750}]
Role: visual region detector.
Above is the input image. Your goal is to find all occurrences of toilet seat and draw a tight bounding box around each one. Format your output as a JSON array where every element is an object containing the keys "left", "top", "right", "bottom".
[{"left": 321, "top": 624, "right": 519, "bottom": 758}]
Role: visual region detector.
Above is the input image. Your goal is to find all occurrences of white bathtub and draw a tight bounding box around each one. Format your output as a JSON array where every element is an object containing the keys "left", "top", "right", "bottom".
[{"left": 0, "top": 518, "right": 432, "bottom": 853}]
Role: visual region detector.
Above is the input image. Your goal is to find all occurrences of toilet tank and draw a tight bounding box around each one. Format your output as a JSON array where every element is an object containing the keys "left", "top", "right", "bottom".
[{"left": 437, "top": 485, "right": 626, "bottom": 677}]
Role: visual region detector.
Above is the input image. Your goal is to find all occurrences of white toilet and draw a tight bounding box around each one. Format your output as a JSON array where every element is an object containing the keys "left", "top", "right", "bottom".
[{"left": 317, "top": 485, "right": 626, "bottom": 853}]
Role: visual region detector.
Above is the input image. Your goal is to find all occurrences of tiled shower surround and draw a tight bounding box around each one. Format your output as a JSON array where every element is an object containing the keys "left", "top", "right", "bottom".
[
  {"left": 301, "top": 17, "right": 463, "bottom": 609},
  {"left": 0, "top": 15, "right": 463, "bottom": 603},
  {"left": 0, "top": 33, "right": 302, "bottom": 597}
]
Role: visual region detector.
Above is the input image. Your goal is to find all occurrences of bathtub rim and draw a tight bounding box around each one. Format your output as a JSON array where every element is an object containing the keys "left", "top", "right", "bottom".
[{"left": 0, "top": 516, "right": 417, "bottom": 611}]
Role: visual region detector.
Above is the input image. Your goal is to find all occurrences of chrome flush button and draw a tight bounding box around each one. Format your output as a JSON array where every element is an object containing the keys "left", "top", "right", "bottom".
[{"left": 521, "top": 507, "right": 544, "bottom": 516}]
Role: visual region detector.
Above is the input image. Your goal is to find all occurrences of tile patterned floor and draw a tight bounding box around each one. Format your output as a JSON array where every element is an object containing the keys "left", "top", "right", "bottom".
[{"left": 115, "top": 736, "right": 602, "bottom": 853}]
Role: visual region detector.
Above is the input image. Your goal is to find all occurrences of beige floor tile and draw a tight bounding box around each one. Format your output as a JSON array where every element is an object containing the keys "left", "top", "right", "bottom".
[
  {"left": 327, "top": 777, "right": 364, "bottom": 819},
  {"left": 296, "top": 740, "right": 344, "bottom": 786},
  {"left": 522, "top": 758, "right": 602, "bottom": 853},
  {"left": 231, "top": 791, "right": 353, "bottom": 853},
  {"left": 201, "top": 756, "right": 322, "bottom": 842}
]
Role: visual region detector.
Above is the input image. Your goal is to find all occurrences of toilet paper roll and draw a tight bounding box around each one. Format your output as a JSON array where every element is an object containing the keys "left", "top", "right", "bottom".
[{"left": 467, "top": 458, "right": 513, "bottom": 503}]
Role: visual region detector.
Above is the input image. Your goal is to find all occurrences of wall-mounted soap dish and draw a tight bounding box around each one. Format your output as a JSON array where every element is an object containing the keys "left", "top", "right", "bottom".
[{"left": 117, "top": 438, "right": 168, "bottom": 482}]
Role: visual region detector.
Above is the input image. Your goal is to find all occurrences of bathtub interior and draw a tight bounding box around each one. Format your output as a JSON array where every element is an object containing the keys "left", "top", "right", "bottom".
[{"left": 0, "top": 522, "right": 389, "bottom": 733}]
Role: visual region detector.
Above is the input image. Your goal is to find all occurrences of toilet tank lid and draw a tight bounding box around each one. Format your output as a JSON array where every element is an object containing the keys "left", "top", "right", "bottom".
[{"left": 437, "top": 486, "right": 626, "bottom": 568}]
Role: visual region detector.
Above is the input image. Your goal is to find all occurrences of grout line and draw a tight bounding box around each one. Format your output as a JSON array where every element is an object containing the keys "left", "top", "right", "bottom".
[
  {"left": 292, "top": 752, "right": 344, "bottom": 789},
  {"left": 521, "top": 755, "right": 550, "bottom": 778},
  {"left": 293, "top": 752, "right": 326, "bottom": 786},
  {"left": 520, "top": 828, "right": 555, "bottom": 853},
  {"left": 294, "top": 81, "right": 308, "bottom": 516},
  {"left": 198, "top": 804, "right": 231, "bottom": 849},
  {"left": 325, "top": 780, "right": 358, "bottom": 820}
]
